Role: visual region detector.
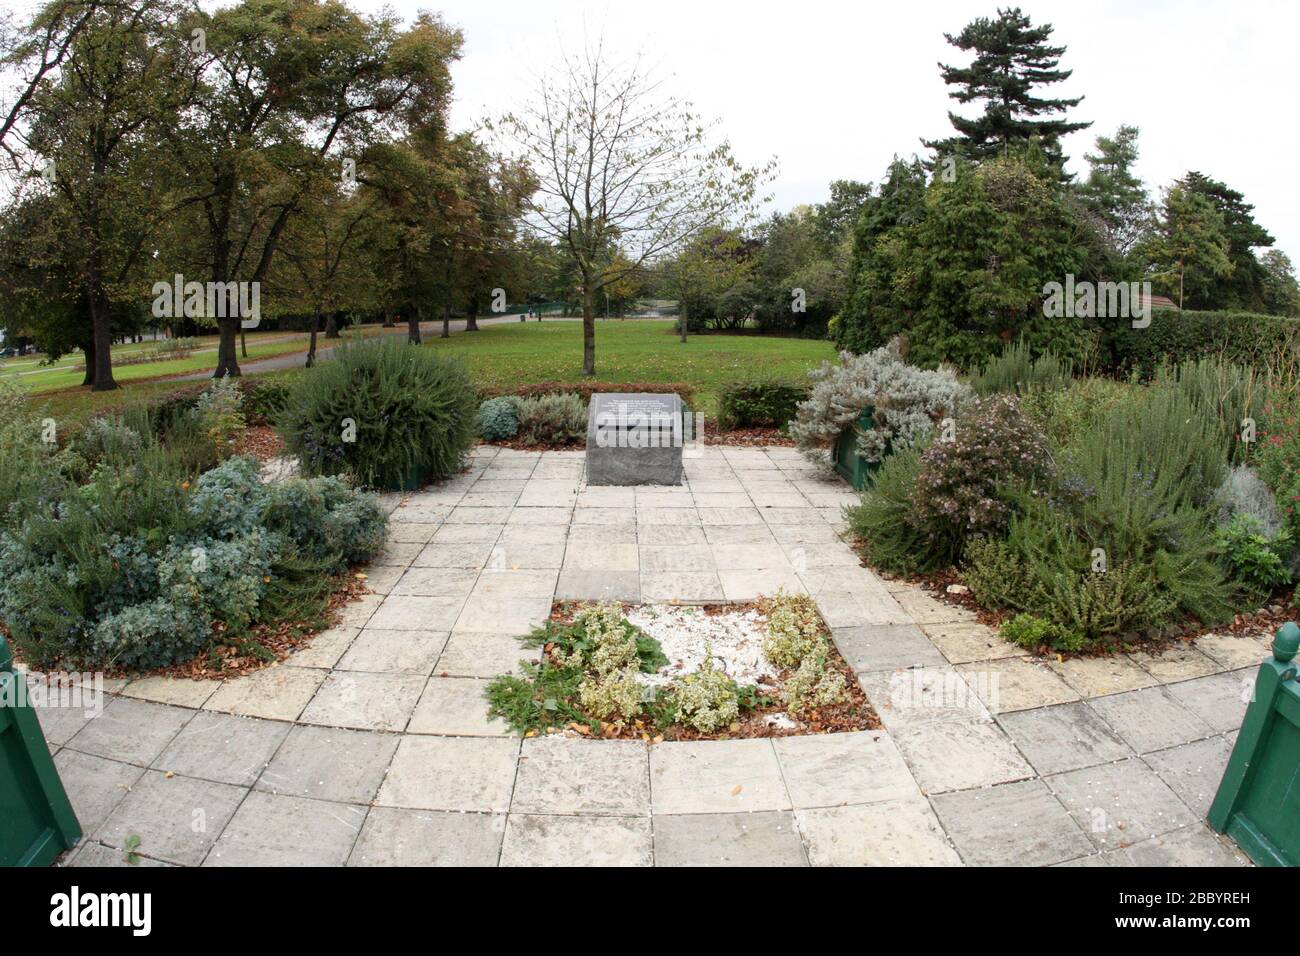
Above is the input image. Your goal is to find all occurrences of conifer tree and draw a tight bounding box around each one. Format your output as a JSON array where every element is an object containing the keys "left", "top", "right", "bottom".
[{"left": 925, "top": 7, "right": 1089, "bottom": 174}]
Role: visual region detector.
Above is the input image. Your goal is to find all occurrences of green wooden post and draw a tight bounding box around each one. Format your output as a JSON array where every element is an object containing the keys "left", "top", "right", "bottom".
[
  {"left": 1207, "top": 621, "right": 1300, "bottom": 867},
  {"left": 831, "top": 407, "right": 880, "bottom": 491},
  {"left": 0, "top": 635, "right": 82, "bottom": 866}
]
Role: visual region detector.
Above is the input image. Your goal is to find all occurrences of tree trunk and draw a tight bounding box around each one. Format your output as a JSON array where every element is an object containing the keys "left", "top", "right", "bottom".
[
  {"left": 88, "top": 289, "right": 117, "bottom": 391},
  {"left": 679, "top": 301, "right": 688, "bottom": 344},
  {"left": 382, "top": 307, "right": 395, "bottom": 328},
  {"left": 80, "top": 334, "right": 96, "bottom": 387},
  {"left": 240, "top": 327, "right": 248, "bottom": 358},
  {"left": 582, "top": 284, "right": 596, "bottom": 376},
  {"left": 325, "top": 311, "right": 340, "bottom": 339},
  {"left": 408, "top": 305, "right": 422, "bottom": 345},
  {"left": 442, "top": 296, "right": 451, "bottom": 339},
  {"left": 214, "top": 317, "right": 241, "bottom": 377},
  {"left": 466, "top": 297, "right": 479, "bottom": 332},
  {"left": 306, "top": 308, "right": 320, "bottom": 367}
]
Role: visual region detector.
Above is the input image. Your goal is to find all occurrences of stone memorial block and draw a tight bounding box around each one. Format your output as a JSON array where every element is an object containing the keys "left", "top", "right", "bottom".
[{"left": 586, "top": 393, "right": 684, "bottom": 485}]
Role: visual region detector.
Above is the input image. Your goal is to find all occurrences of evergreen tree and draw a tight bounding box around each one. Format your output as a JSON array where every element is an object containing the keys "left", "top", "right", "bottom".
[
  {"left": 1139, "top": 183, "right": 1233, "bottom": 310},
  {"left": 925, "top": 7, "right": 1089, "bottom": 174},
  {"left": 1182, "top": 171, "right": 1275, "bottom": 310},
  {"left": 1077, "top": 125, "right": 1151, "bottom": 263}
]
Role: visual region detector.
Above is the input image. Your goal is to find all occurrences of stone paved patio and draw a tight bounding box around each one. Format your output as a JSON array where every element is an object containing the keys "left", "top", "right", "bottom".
[{"left": 31, "top": 445, "right": 1259, "bottom": 866}]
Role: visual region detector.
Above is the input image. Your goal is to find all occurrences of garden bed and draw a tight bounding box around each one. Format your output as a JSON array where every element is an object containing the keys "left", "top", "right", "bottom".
[{"left": 485, "top": 595, "right": 879, "bottom": 741}]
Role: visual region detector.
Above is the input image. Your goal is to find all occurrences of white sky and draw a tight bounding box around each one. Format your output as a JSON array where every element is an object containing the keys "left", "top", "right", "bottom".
[
  {"left": 6, "top": 0, "right": 1297, "bottom": 259},
  {"left": 354, "top": 0, "right": 1299, "bottom": 260}
]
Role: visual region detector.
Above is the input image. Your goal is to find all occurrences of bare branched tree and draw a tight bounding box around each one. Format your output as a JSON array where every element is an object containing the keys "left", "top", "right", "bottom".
[{"left": 499, "top": 39, "right": 773, "bottom": 375}]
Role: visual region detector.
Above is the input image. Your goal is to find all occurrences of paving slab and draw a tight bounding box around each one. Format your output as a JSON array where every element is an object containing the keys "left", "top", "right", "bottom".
[
  {"left": 349, "top": 808, "right": 504, "bottom": 866},
  {"left": 377, "top": 736, "right": 519, "bottom": 812},
  {"left": 120, "top": 676, "right": 220, "bottom": 709},
  {"left": 1104, "top": 824, "right": 1249, "bottom": 867},
  {"left": 54, "top": 750, "right": 145, "bottom": 836},
  {"left": 205, "top": 792, "right": 365, "bottom": 866},
  {"left": 832, "top": 624, "right": 947, "bottom": 673},
  {"left": 336, "top": 628, "right": 447, "bottom": 675},
  {"left": 1194, "top": 632, "right": 1270, "bottom": 670},
  {"left": 67, "top": 842, "right": 173, "bottom": 867},
  {"left": 1087, "top": 685, "right": 1216, "bottom": 753},
  {"left": 653, "top": 811, "right": 808, "bottom": 867},
  {"left": 407, "top": 677, "right": 509, "bottom": 736},
  {"left": 298, "top": 671, "right": 425, "bottom": 732},
  {"left": 1141, "top": 735, "right": 1235, "bottom": 817},
  {"left": 1128, "top": 644, "right": 1222, "bottom": 683},
  {"left": 98, "top": 770, "right": 245, "bottom": 866},
  {"left": 204, "top": 665, "right": 327, "bottom": 722},
  {"left": 997, "top": 701, "right": 1133, "bottom": 775},
  {"left": 640, "top": 571, "right": 726, "bottom": 603},
  {"left": 1048, "top": 759, "right": 1198, "bottom": 849},
  {"left": 917, "top": 623, "right": 1027, "bottom": 664},
  {"left": 67, "top": 697, "right": 193, "bottom": 766},
  {"left": 650, "top": 739, "right": 791, "bottom": 814},
  {"left": 366, "top": 594, "right": 466, "bottom": 631},
  {"left": 153, "top": 711, "right": 290, "bottom": 787},
  {"left": 513, "top": 737, "right": 650, "bottom": 815},
  {"left": 436, "top": 631, "right": 539, "bottom": 678},
  {"left": 797, "top": 800, "right": 962, "bottom": 866},
  {"left": 719, "top": 567, "right": 805, "bottom": 601},
  {"left": 955, "top": 658, "right": 1080, "bottom": 714},
  {"left": 889, "top": 717, "right": 1033, "bottom": 793},
  {"left": 555, "top": 568, "right": 640, "bottom": 603},
  {"left": 32, "top": 700, "right": 97, "bottom": 748},
  {"left": 413, "top": 540, "right": 498, "bottom": 568},
  {"left": 1166, "top": 669, "right": 1254, "bottom": 733},
  {"left": 857, "top": 667, "right": 991, "bottom": 728},
  {"left": 772, "top": 730, "right": 919, "bottom": 808},
  {"left": 931, "top": 779, "right": 1093, "bottom": 867},
  {"left": 285, "top": 626, "right": 358, "bottom": 669},
  {"left": 255, "top": 725, "right": 399, "bottom": 804},
  {"left": 389, "top": 567, "right": 481, "bottom": 597},
  {"left": 500, "top": 814, "right": 652, "bottom": 867},
  {"left": 1045, "top": 655, "right": 1159, "bottom": 698}
]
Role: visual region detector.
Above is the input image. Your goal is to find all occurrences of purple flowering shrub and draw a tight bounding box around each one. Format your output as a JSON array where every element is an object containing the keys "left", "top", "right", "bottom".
[{"left": 906, "top": 394, "right": 1055, "bottom": 564}]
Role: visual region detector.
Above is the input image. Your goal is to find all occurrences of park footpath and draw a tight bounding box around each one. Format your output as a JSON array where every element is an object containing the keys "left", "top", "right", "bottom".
[{"left": 30, "top": 445, "right": 1257, "bottom": 866}]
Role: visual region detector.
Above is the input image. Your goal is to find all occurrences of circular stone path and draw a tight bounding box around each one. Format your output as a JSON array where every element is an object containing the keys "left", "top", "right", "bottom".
[{"left": 28, "top": 445, "right": 1258, "bottom": 866}]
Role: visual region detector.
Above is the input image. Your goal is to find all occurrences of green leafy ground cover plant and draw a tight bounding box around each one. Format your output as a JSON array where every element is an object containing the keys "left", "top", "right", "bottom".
[{"left": 485, "top": 595, "right": 874, "bottom": 738}]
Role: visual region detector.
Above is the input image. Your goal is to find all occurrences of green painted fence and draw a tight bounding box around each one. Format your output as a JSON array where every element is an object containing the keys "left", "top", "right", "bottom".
[
  {"left": 0, "top": 635, "right": 82, "bottom": 867},
  {"left": 1208, "top": 621, "right": 1300, "bottom": 867}
]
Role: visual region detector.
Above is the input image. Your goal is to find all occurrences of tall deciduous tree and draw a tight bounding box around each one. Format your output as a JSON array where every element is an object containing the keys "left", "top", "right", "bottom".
[
  {"left": 924, "top": 7, "right": 1089, "bottom": 174},
  {"left": 500, "top": 42, "right": 772, "bottom": 376},
  {"left": 172, "top": 0, "right": 462, "bottom": 377},
  {"left": 22, "top": 0, "right": 188, "bottom": 389}
]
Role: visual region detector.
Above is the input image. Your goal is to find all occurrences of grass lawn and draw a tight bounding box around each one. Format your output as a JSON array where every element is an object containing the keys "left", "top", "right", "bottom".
[
  {"left": 9, "top": 332, "right": 311, "bottom": 394},
  {"left": 23, "top": 319, "right": 834, "bottom": 422},
  {"left": 421, "top": 319, "right": 835, "bottom": 413}
]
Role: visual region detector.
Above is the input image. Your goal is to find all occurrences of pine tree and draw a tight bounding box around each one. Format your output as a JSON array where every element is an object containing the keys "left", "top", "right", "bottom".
[
  {"left": 1078, "top": 126, "right": 1151, "bottom": 261},
  {"left": 925, "top": 7, "right": 1090, "bottom": 174}
]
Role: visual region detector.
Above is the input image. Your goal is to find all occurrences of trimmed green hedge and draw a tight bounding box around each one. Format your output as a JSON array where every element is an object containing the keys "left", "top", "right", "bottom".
[
  {"left": 1104, "top": 309, "right": 1300, "bottom": 376},
  {"left": 476, "top": 380, "right": 698, "bottom": 410},
  {"left": 717, "top": 379, "right": 808, "bottom": 430}
]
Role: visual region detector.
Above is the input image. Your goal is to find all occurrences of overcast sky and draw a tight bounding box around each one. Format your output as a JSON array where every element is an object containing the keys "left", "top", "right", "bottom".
[
  {"left": 347, "top": 0, "right": 1298, "bottom": 260},
  {"left": 6, "top": 0, "right": 1295, "bottom": 259}
]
